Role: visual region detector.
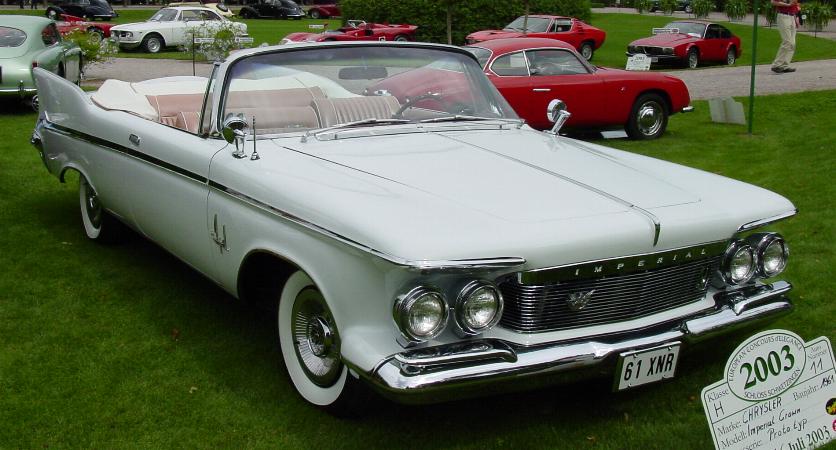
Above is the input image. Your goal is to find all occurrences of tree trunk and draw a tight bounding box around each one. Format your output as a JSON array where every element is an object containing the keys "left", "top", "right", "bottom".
[
  {"left": 522, "top": 0, "right": 530, "bottom": 35},
  {"left": 446, "top": 1, "right": 452, "bottom": 45}
]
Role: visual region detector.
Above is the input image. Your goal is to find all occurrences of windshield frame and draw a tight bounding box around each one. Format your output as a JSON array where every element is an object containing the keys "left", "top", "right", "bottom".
[
  {"left": 665, "top": 21, "right": 708, "bottom": 38},
  {"left": 213, "top": 43, "right": 519, "bottom": 139},
  {"left": 504, "top": 16, "right": 551, "bottom": 33}
]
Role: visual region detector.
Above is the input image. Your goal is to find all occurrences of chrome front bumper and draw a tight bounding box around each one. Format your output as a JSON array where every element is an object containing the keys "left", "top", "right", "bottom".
[{"left": 361, "top": 281, "right": 792, "bottom": 404}]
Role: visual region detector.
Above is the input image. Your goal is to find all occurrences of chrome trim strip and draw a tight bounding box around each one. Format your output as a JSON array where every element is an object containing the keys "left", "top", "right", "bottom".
[
  {"left": 517, "top": 240, "right": 727, "bottom": 285},
  {"left": 207, "top": 180, "right": 526, "bottom": 270},
  {"left": 43, "top": 121, "right": 208, "bottom": 184},
  {"left": 714, "top": 280, "right": 792, "bottom": 315},
  {"left": 362, "top": 282, "right": 792, "bottom": 404},
  {"left": 737, "top": 209, "right": 797, "bottom": 232}
]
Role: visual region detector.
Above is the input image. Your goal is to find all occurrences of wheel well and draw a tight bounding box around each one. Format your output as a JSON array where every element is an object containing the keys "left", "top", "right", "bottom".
[
  {"left": 637, "top": 89, "right": 672, "bottom": 114},
  {"left": 237, "top": 251, "right": 300, "bottom": 311},
  {"left": 688, "top": 45, "right": 699, "bottom": 56},
  {"left": 144, "top": 32, "right": 164, "bottom": 43}
]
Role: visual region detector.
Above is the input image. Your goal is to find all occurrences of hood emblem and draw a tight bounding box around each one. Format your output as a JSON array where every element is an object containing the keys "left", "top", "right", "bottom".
[{"left": 567, "top": 290, "right": 595, "bottom": 311}]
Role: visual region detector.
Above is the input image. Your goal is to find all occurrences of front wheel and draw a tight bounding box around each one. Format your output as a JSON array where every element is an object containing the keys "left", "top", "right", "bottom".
[
  {"left": 142, "top": 34, "right": 163, "bottom": 53},
  {"left": 726, "top": 47, "right": 736, "bottom": 65},
  {"left": 79, "top": 175, "right": 125, "bottom": 243},
  {"left": 308, "top": 9, "right": 321, "bottom": 19},
  {"left": 278, "top": 271, "right": 368, "bottom": 415},
  {"left": 626, "top": 93, "right": 668, "bottom": 140},
  {"left": 686, "top": 48, "right": 699, "bottom": 69},
  {"left": 579, "top": 41, "right": 594, "bottom": 61}
]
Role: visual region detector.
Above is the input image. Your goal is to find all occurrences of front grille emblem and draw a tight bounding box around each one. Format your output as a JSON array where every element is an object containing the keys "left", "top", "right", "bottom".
[{"left": 567, "top": 290, "right": 595, "bottom": 311}]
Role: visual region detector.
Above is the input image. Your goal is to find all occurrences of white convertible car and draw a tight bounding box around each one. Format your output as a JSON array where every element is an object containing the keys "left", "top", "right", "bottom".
[
  {"left": 110, "top": 6, "right": 247, "bottom": 53},
  {"left": 32, "top": 42, "right": 795, "bottom": 413}
]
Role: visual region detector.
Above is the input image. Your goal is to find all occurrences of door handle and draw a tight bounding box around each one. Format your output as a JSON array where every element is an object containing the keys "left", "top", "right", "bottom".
[
  {"left": 532, "top": 88, "right": 552, "bottom": 92},
  {"left": 129, "top": 134, "right": 141, "bottom": 146}
]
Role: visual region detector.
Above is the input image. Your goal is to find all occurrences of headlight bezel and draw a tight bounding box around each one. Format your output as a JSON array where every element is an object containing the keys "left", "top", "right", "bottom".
[
  {"left": 748, "top": 232, "right": 789, "bottom": 278},
  {"left": 721, "top": 240, "right": 756, "bottom": 285},
  {"left": 393, "top": 286, "right": 449, "bottom": 343},
  {"left": 454, "top": 280, "right": 504, "bottom": 335}
]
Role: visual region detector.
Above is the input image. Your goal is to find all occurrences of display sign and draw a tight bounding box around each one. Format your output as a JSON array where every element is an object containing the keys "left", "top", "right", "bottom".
[
  {"left": 235, "top": 37, "right": 254, "bottom": 43},
  {"left": 193, "top": 37, "right": 215, "bottom": 44},
  {"left": 702, "top": 330, "right": 835, "bottom": 450},
  {"left": 308, "top": 24, "right": 325, "bottom": 29},
  {"left": 626, "top": 54, "right": 651, "bottom": 71},
  {"left": 653, "top": 27, "right": 680, "bottom": 34}
]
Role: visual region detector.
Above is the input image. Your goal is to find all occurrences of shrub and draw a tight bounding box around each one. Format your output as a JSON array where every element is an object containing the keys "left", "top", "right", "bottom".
[
  {"left": 339, "top": 0, "right": 592, "bottom": 44},
  {"left": 634, "top": 0, "right": 652, "bottom": 13},
  {"left": 62, "top": 29, "right": 118, "bottom": 71},
  {"left": 803, "top": 1, "right": 833, "bottom": 33},
  {"left": 182, "top": 20, "right": 252, "bottom": 62},
  {"left": 691, "top": 0, "right": 714, "bottom": 18},
  {"left": 724, "top": 0, "right": 747, "bottom": 21},
  {"left": 660, "top": 0, "right": 677, "bottom": 14}
]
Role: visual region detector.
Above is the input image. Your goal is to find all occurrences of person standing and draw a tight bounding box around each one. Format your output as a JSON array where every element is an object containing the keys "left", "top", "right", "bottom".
[{"left": 771, "top": 0, "right": 800, "bottom": 73}]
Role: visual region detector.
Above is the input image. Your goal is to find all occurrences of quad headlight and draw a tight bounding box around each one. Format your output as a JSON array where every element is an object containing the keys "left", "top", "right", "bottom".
[
  {"left": 721, "top": 240, "right": 756, "bottom": 285},
  {"left": 455, "top": 281, "right": 503, "bottom": 335},
  {"left": 748, "top": 233, "right": 789, "bottom": 278},
  {"left": 394, "top": 286, "right": 448, "bottom": 342}
]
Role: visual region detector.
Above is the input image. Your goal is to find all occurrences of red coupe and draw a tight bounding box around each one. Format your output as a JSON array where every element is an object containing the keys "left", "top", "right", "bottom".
[
  {"left": 55, "top": 14, "right": 114, "bottom": 43},
  {"left": 306, "top": 0, "right": 340, "bottom": 19},
  {"left": 627, "top": 21, "right": 742, "bottom": 69},
  {"left": 282, "top": 20, "right": 417, "bottom": 43},
  {"left": 466, "top": 15, "right": 606, "bottom": 61}
]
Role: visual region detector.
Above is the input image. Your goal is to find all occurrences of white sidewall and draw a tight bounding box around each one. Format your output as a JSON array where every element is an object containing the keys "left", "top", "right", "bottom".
[{"left": 79, "top": 177, "right": 102, "bottom": 239}]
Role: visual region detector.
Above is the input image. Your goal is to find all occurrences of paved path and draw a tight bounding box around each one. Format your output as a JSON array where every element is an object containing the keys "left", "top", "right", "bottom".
[{"left": 84, "top": 57, "right": 836, "bottom": 101}]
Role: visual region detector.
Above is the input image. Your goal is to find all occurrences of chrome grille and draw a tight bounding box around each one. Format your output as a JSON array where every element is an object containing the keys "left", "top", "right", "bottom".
[
  {"left": 499, "top": 256, "right": 721, "bottom": 333},
  {"left": 637, "top": 46, "right": 667, "bottom": 55}
]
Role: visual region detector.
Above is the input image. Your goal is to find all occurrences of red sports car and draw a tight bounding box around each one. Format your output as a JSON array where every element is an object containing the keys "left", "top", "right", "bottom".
[
  {"left": 306, "top": 0, "right": 340, "bottom": 19},
  {"left": 466, "top": 15, "right": 606, "bottom": 61},
  {"left": 282, "top": 20, "right": 417, "bottom": 43},
  {"left": 55, "top": 14, "right": 114, "bottom": 43},
  {"left": 471, "top": 38, "right": 693, "bottom": 139},
  {"left": 627, "top": 21, "right": 742, "bottom": 69}
]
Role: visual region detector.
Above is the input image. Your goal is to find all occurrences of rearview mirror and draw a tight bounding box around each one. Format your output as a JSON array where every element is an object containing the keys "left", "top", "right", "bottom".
[
  {"left": 338, "top": 66, "right": 388, "bottom": 80},
  {"left": 222, "top": 114, "right": 249, "bottom": 158},
  {"left": 546, "top": 99, "right": 571, "bottom": 135}
]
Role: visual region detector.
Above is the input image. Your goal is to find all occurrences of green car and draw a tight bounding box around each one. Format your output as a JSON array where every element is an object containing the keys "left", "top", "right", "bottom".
[{"left": 1, "top": 16, "right": 82, "bottom": 102}]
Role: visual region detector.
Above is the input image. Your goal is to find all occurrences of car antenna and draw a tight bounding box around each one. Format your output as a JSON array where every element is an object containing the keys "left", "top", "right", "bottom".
[{"left": 250, "top": 116, "right": 260, "bottom": 160}]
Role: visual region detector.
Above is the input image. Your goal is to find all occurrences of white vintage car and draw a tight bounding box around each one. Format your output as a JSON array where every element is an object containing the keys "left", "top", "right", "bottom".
[
  {"left": 31, "top": 42, "right": 795, "bottom": 413},
  {"left": 109, "top": 6, "right": 247, "bottom": 53}
]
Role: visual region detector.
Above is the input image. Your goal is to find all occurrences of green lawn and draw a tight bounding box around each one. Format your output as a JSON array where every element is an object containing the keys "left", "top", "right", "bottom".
[
  {"left": 0, "top": 89, "right": 833, "bottom": 448},
  {"left": 2, "top": 9, "right": 835, "bottom": 66}
]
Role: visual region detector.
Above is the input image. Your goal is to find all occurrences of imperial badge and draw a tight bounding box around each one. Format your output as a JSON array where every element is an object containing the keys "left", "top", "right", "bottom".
[{"left": 567, "top": 290, "right": 595, "bottom": 311}]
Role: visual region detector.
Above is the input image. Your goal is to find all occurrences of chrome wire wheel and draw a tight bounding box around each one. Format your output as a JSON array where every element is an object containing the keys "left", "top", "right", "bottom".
[
  {"left": 291, "top": 287, "right": 342, "bottom": 387},
  {"left": 726, "top": 48, "right": 736, "bottom": 65},
  {"left": 637, "top": 100, "right": 664, "bottom": 137},
  {"left": 580, "top": 42, "right": 593, "bottom": 61},
  {"left": 79, "top": 176, "right": 103, "bottom": 239}
]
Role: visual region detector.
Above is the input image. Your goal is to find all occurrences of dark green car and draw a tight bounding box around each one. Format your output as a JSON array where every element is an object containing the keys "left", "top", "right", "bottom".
[{"left": 1, "top": 16, "right": 82, "bottom": 102}]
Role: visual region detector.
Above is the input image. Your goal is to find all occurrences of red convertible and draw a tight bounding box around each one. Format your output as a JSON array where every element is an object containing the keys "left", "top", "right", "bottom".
[
  {"left": 281, "top": 20, "right": 417, "bottom": 43},
  {"left": 466, "top": 15, "right": 606, "bottom": 61},
  {"left": 55, "top": 14, "right": 114, "bottom": 43},
  {"left": 471, "top": 39, "right": 692, "bottom": 139},
  {"left": 627, "top": 21, "right": 742, "bottom": 69}
]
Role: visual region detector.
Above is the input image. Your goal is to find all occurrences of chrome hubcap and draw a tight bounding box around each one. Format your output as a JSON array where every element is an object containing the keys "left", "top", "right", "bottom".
[
  {"left": 83, "top": 180, "right": 102, "bottom": 229},
  {"left": 637, "top": 101, "right": 663, "bottom": 136},
  {"left": 582, "top": 45, "right": 592, "bottom": 60},
  {"left": 689, "top": 52, "right": 698, "bottom": 68},
  {"left": 727, "top": 51, "right": 735, "bottom": 64},
  {"left": 292, "top": 287, "right": 341, "bottom": 387},
  {"left": 148, "top": 39, "right": 160, "bottom": 52}
]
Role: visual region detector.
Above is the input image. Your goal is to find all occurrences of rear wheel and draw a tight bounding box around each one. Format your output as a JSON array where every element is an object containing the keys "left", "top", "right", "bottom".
[
  {"left": 87, "top": 27, "right": 104, "bottom": 44},
  {"left": 626, "top": 93, "right": 668, "bottom": 140},
  {"left": 142, "top": 34, "right": 163, "bottom": 53},
  {"left": 79, "top": 175, "right": 125, "bottom": 243},
  {"left": 278, "top": 271, "right": 368, "bottom": 416},
  {"left": 686, "top": 48, "right": 699, "bottom": 69},
  {"left": 240, "top": 9, "right": 252, "bottom": 18},
  {"left": 579, "top": 41, "right": 594, "bottom": 61},
  {"left": 308, "top": 8, "right": 321, "bottom": 19},
  {"left": 726, "top": 47, "right": 736, "bottom": 65},
  {"left": 393, "top": 34, "right": 408, "bottom": 42}
]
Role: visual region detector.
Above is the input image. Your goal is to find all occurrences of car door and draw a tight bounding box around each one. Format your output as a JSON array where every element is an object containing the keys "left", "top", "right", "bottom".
[
  {"left": 703, "top": 24, "right": 725, "bottom": 61},
  {"left": 523, "top": 48, "right": 603, "bottom": 129},
  {"left": 486, "top": 51, "right": 538, "bottom": 126},
  {"left": 174, "top": 9, "right": 203, "bottom": 46}
]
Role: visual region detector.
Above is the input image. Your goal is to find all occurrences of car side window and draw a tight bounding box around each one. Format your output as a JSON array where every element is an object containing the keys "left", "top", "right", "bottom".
[
  {"left": 551, "top": 20, "right": 573, "bottom": 33},
  {"left": 491, "top": 52, "right": 529, "bottom": 76},
  {"left": 719, "top": 26, "right": 732, "bottom": 38},
  {"left": 41, "top": 24, "right": 60, "bottom": 46},
  {"left": 182, "top": 10, "right": 201, "bottom": 21},
  {"left": 705, "top": 24, "right": 720, "bottom": 39},
  {"left": 526, "top": 49, "right": 588, "bottom": 76},
  {"left": 203, "top": 11, "right": 221, "bottom": 21}
]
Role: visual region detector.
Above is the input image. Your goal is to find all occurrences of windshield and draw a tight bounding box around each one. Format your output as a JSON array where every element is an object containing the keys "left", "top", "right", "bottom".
[
  {"left": 504, "top": 16, "right": 551, "bottom": 33},
  {"left": 0, "top": 26, "right": 26, "bottom": 47},
  {"left": 150, "top": 8, "right": 179, "bottom": 21},
  {"left": 222, "top": 45, "right": 518, "bottom": 135},
  {"left": 666, "top": 22, "right": 707, "bottom": 36},
  {"left": 463, "top": 46, "right": 491, "bottom": 68}
]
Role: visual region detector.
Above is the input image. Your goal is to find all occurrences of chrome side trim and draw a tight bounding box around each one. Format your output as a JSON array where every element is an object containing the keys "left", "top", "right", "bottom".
[
  {"left": 737, "top": 210, "right": 798, "bottom": 232},
  {"left": 207, "top": 181, "right": 526, "bottom": 270},
  {"left": 362, "top": 281, "right": 792, "bottom": 404}
]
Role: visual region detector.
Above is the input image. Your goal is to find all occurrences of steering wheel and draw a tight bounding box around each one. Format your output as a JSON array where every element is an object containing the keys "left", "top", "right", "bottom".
[{"left": 393, "top": 92, "right": 447, "bottom": 119}]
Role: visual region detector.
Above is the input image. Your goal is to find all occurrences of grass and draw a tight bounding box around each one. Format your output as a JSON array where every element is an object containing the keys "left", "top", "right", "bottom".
[
  {"left": 2, "top": 9, "right": 836, "bottom": 66},
  {"left": 0, "top": 88, "right": 833, "bottom": 448}
]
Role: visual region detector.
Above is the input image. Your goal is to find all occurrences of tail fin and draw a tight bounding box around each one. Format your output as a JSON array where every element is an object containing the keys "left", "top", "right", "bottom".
[{"left": 33, "top": 67, "right": 92, "bottom": 128}]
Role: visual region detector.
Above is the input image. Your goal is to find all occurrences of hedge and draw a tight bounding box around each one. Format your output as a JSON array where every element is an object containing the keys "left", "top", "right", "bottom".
[{"left": 340, "top": 0, "right": 593, "bottom": 45}]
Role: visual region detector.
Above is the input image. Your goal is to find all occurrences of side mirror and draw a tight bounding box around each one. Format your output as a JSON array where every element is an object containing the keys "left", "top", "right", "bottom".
[
  {"left": 546, "top": 99, "right": 571, "bottom": 135},
  {"left": 222, "top": 114, "right": 249, "bottom": 158}
]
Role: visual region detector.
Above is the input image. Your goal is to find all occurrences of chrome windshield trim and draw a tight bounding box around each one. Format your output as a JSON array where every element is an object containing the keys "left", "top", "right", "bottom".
[
  {"left": 208, "top": 180, "right": 525, "bottom": 270},
  {"left": 737, "top": 210, "right": 797, "bottom": 232}
]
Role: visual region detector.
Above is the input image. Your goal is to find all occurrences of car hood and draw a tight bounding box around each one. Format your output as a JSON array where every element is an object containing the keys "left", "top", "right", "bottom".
[
  {"left": 210, "top": 127, "right": 794, "bottom": 266},
  {"left": 467, "top": 30, "right": 524, "bottom": 41},
  {"left": 631, "top": 33, "right": 700, "bottom": 47},
  {"left": 284, "top": 32, "right": 324, "bottom": 42}
]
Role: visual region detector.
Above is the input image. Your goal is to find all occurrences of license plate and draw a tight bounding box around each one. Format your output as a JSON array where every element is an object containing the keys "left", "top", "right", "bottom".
[
  {"left": 651, "top": 56, "right": 659, "bottom": 63},
  {"left": 615, "top": 343, "right": 680, "bottom": 391}
]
